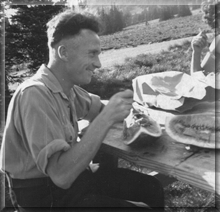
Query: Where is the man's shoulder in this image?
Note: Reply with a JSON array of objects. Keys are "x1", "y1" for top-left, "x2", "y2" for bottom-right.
[
  {"x1": 18, "y1": 64, "x2": 54, "y2": 93},
  {"x1": 13, "y1": 75, "x2": 49, "y2": 99},
  {"x1": 19, "y1": 77, "x2": 46, "y2": 93}
]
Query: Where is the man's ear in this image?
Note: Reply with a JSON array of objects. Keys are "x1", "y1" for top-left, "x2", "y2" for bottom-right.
[{"x1": 57, "y1": 45, "x2": 68, "y2": 61}]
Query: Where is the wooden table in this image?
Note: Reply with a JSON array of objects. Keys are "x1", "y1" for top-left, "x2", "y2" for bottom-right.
[{"x1": 99, "y1": 106, "x2": 219, "y2": 195}]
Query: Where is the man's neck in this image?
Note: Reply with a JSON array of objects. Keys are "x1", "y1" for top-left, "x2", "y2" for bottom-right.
[{"x1": 47, "y1": 63, "x2": 72, "y2": 98}]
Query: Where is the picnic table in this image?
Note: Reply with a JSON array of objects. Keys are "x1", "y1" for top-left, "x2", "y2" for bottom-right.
[{"x1": 87, "y1": 101, "x2": 219, "y2": 195}]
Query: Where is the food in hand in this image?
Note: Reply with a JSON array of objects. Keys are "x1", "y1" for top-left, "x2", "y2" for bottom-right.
[
  {"x1": 123, "y1": 108, "x2": 162, "y2": 145},
  {"x1": 165, "y1": 114, "x2": 219, "y2": 149}
]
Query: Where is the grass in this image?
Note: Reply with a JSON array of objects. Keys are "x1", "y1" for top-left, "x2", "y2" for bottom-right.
[
  {"x1": 119, "y1": 159, "x2": 220, "y2": 211},
  {"x1": 100, "y1": 12, "x2": 211, "y2": 51}
]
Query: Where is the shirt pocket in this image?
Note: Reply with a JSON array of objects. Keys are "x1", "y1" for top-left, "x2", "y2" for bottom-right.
[{"x1": 63, "y1": 122, "x2": 77, "y2": 144}]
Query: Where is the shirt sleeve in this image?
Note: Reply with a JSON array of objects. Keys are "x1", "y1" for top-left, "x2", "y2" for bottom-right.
[
  {"x1": 14, "y1": 85, "x2": 71, "y2": 175},
  {"x1": 73, "y1": 86, "x2": 102, "y2": 121}
]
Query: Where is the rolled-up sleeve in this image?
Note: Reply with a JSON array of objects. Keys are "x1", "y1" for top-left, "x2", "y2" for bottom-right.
[
  {"x1": 74, "y1": 86, "x2": 102, "y2": 121},
  {"x1": 37, "y1": 139, "x2": 70, "y2": 175},
  {"x1": 14, "y1": 86, "x2": 71, "y2": 175}
]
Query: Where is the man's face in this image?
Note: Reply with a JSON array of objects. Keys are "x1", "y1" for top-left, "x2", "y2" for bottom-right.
[{"x1": 64, "y1": 29, "x2": 102, "y2": 85}]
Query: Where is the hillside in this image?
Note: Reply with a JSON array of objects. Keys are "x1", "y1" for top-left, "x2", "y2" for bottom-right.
[
  {"x1": 100, "y1": 11, "x2": 210, "y2": 51},
  {"x1": 99, "y1": 34, "x2": 214, "y2": 68}
]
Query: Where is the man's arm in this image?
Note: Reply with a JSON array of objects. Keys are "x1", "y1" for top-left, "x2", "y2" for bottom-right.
[{"x1": 47, "y1": 90, "x2": 133, "y2": 189}]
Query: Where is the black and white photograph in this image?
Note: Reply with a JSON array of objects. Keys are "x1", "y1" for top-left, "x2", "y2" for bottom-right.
[{"x1": 0, "y1": 0, "x2": 219, "y2": 211}]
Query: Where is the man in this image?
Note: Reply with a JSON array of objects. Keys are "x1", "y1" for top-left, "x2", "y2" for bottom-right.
[{"x1": 0, "y1": 10, "x2": 164, "y2": 211}]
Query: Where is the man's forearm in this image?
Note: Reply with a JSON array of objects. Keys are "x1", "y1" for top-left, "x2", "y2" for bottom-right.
[{"x1": 47, "y1": 112, "x2": 113, "y2": 189}]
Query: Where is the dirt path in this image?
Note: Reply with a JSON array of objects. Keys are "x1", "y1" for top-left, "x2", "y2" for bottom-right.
[{"x1": 99, "y1": 35, "x2": 195, "y2": 68}]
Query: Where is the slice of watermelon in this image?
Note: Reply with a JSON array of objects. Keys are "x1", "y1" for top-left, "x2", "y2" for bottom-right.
[
  {"x1": 123, "y1": 109, "x2": 162, "y2": 145},
  {"x1": 165, "y1": 114, "x2": 219, "y2": 149}
]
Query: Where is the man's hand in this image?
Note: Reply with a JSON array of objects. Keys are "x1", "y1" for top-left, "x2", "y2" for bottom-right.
[
  {"x1": 101, "y1": 89, "x2": 133, "y2": 124},
  {"x1": 47, "y1": 89, "x2": 133, "y2": 188},
  {"x1": 191, "y1": 30, "x2": 208, "y2": 53}
]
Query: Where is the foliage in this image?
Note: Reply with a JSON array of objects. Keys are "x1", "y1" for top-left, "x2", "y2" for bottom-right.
[
  {"x1": 159, "y1": 5, "x2": 175, "y2": 21},
  {"x1": 1, "y1": 0, "x2": 67, "y2": 4},
  {"x1": 5, "y1": 4, "x2": 66, "y2": 73},
  {"x1": 4, "y1": 4, "x2": 65, "y2": 115},
  {"x1": 97, "y1": 5, "x2": 125, "y2": 35},
  {"x1": 177, "y1": 4, "x2": 192, "y2": 17},
  {"x1": 123, "y1": 10, "x2": 132, "y2": 27},
  {"x1": 159, "y1": 4, "x2": 192, "y2": 21},
  {"x1": 148, "y1": 5, "x2": 161, "y2": 20},
  {"x1": 0, "y1": 3, "x2": 8, "y2": 121},
  {"x1": 164, "y1": 181, "x2": 219, "y2": 211}
]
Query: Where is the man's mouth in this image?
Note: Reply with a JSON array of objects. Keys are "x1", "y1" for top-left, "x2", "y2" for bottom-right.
[{"x1": 87, "y1": 69, "x2": 94, "y2": 74}]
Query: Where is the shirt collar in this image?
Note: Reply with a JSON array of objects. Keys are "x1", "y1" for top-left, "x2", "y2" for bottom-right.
[
  {"x1": 35, "y1": 64, "x2": 62, "y2": 93},
  {"x1": 35, "y1": 64, "x2": 75, "y2": 100}
]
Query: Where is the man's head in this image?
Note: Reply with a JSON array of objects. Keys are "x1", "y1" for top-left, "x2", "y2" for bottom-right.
[
  {"x1": 46, "y1": 10, "x2": 100, "y2": 48},
  {"x1": 46, "y1": 10, "x2": 102, "y2": 86}
]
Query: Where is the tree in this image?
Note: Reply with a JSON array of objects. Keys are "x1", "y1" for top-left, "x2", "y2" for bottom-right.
[
  {"x1": 113, "y1": 5, "x2": 125, "y2": 31},
  {"x1": 147, "y1": 5, "x2": 160, "y2": 21},
  {"x1": 4, "y1": 4, "x2": 65, "y2": 114},
  {"x1": 6, "y1": 5, "x2": 66, "y2": 73},
  {"x1": 123, "y1": 10, "x2": 132, "y2": 27},
  {"x1": 159, "y1": 5, "x2": 174, "y2": 21},
  {"x1": 98, "y1": 7, "x2": 112, "y2": 34},
  {"x1": 109, "y1": 5, "x2": 124, "y2": 33},
  {"x1": 177, "y1": 4, "x2": 192, "y2": 17},
  {"x1": 97, "y1": 5, "x2": 125, "y2": 35},
  {"x1": 169, "y1": 5, "x2": 179, "y2": 16},
  {"x1": 0, "y1": 3, "x2": 4, "y2": 123}
]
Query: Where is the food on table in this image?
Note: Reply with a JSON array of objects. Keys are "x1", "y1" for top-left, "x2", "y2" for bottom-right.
[
  {"x1": 165, "y1": 114, "x2": 219, "y2": 149},
  {"x1": 123, "y1": 108, "x2": 162, "y2": 145}
]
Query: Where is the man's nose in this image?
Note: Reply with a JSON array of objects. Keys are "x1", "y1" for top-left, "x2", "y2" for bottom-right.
[{"x1": 93, "y1": 56, "x2": 101, "y2": 69}]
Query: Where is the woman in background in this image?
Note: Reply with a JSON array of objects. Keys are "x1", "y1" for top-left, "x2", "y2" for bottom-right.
[{"x1": 191, "y1": 0, "x2": 220, "y2": 75}]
